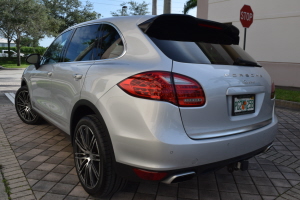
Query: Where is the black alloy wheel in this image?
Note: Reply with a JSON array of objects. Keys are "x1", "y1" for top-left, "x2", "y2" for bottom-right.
[
  {"x1": 73, "y1": 115, "x2": 126, "y2": 197},
  {"x1": 15, "y1": 86, "x2": 43, "y2": 124},
  {"x1": 74, "y1": 124, "x2": 101, "y2": 189}
]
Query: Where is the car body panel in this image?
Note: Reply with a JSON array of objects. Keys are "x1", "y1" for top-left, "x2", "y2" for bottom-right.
[
  {"x1": 81, "y1": 19, "x2": 173, "y2": 105},
  {"x1": 49, "y1": 61, "x2": 94, "y2": 131},
  {"x1": 97, "y1": 85, "x2": 277, "y2": 170},
  {"x1": 171, "y1": 61, "x2": 274, "y2": 139},
  {"x1": 27, "y1": 64, "x2": 53, "y2": 115}
]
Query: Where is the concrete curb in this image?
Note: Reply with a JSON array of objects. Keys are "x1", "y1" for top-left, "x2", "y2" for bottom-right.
[
  {"x1": 0, "y1": 124, "x2": 36, "y2": 200},
  {"x1": 276, "y1": 99, "x2": 300, "y2": 111}
]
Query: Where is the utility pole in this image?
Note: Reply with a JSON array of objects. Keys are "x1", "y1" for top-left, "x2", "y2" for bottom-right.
[
  {"x1": 163, "y1": 0, "x2": 171, "y2": 14},
  {"x1": 197, "y1": 0, "x2": 208, "y2": 19},
  {"x1": 152, "y1": 0, "x2": 157, "y2": 15}
]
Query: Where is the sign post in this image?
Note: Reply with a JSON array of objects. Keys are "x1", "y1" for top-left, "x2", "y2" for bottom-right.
[{"x1": 240, "y1": 5, "x2": 254, "y2": 50}]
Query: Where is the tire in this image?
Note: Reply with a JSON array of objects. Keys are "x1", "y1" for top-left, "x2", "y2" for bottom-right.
[
  {"x1": 15, "y1": 86, "x2": 44, "y2": 125},
  {"x1": 73, "y1": 115, "x2": 126, "y2": 197}
]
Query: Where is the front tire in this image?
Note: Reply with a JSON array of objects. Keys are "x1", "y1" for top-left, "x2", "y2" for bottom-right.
[
  {"x1": 15, "y1": 86, "x2": 43, "y2": 125},
  {"x1": 73, "y1": 115, "x2": 126, "y2": 197}
]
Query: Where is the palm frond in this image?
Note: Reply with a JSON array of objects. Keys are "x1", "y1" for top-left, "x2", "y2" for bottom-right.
[{"x1": 183, "y1": 0, "x2": 197, "y2": 14}]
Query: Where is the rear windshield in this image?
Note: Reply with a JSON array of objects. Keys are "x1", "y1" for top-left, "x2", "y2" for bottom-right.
[{"x1": 150, "y1": 37, "x2": 257, "y2": 65}]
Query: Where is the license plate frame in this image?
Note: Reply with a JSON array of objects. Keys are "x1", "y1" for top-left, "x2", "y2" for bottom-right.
[{"x1": 232, "y1": 94, "x2": 255, "y2": 116}]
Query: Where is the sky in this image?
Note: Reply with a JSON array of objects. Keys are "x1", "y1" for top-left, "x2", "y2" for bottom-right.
[{"x1": 39, "y1": 0, "x2": 197, "y2": 47}]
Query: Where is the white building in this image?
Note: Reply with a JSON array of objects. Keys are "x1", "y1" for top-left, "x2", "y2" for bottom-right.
[
  {"x1": 207, "y1": 0, "x2": 300, "y2": 87},
  {"x1": 0, "y1": 38, "x2": 16, "y2": 47}
]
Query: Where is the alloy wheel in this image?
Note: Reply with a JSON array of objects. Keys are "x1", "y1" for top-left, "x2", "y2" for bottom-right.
[
  {"x1": 16, "y1": 90, "x2": 37, "y2": 122},
  {"x1": 74, "y1": 125, "x2": 101, "y2": 189}
]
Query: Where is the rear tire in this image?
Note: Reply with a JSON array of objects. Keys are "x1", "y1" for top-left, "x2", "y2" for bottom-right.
[
  {"x1": 73, "y1": 115, "x2": 126, "y2": 197},
  {"x1": 15, "y1": 86, "x2": 44, "y2": 125}
]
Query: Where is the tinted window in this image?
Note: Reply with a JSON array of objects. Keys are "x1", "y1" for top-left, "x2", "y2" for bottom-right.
[
  {"x1": 64, "y1": 24, "x2": 101, "y2": 62},
  {"x1": 151, "y1": 37, "x2": 257, "y2": 65},
  {"x1": 41, "y1": 31, "x2": 72, "y2": 65},
  {"x1": 96, "y1": 24, "x2": 124, "y2": 60}
]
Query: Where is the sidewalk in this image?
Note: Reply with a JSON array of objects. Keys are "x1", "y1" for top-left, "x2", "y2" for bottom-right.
[{"x1": 1, "y1": 94, "x2": 300, "y2": 199}]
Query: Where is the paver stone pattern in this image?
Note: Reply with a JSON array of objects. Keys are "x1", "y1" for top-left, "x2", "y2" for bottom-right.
[{"x1": 1, "y1": 103, "x2": 300, "y2": 199}]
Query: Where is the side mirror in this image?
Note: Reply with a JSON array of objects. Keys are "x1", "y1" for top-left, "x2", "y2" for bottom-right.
[{"x1": 26, "y1": 54, "x2": 41, "y2": 69}]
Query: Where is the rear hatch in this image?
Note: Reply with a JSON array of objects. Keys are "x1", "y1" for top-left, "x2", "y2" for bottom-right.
[{"x1": 140, "y1": 14, "x2": 274, "y2": 139}]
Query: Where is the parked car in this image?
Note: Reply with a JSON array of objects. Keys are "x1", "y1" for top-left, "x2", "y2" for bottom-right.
[
  {"x1": 15, "y1": 14, "x2": 278, "y2": 197},
  {"x1": 0, "y1": 50, "x2": 25, "y2": 57}
]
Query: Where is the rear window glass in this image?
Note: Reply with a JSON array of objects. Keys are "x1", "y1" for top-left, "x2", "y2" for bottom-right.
[{"x1": 150, "y1": 37, "x2": 257, "y2": 65}]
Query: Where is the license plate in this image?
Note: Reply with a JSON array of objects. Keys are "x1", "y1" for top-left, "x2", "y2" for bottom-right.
[{"x1": 232, "y1": 94, "x2": 255, "y2": 116}]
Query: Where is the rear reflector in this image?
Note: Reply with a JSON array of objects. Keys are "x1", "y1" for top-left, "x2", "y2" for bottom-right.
[
  {"x1": 133, "y1": 168, "x2": 167, "y2": 181},
  {"x1": 118, "y1": 71, "x2": 206, "y2": 107},
  {"x1": 271, "y1": 81, "x2": 275, "y2": 99}
]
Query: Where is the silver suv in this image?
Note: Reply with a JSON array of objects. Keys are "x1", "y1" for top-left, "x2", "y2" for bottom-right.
[{"x1": 16, "y1": 14, "x2": 278, "y2": 197}]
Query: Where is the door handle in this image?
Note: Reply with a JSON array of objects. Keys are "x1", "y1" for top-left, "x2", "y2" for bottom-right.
[
  {"x1": 73, "y1": 74, "x2": 83, "y2": 79},
  {"x1": 47, "y1": 72, "x2": 53, "y2": 76}
]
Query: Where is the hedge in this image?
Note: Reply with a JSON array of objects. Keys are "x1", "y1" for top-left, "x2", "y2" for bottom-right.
[
  {"x1": 0, "y1": 57, "x2": 27, "y2": 64},
  {"x1": 0, "y1": 46, "x2": 47, "y2": 55}
]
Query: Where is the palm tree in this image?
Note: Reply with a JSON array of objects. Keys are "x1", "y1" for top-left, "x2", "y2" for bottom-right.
[{"x1": 183, "y1": 0, "x2": 197, "y2": 14}]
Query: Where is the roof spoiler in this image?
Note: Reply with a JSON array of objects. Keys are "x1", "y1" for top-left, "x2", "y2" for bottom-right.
[{"x1": 138, "y1": 14, "x2": 239, "y2": 45}]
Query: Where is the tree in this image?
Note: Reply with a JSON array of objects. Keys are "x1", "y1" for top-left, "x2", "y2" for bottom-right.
[
  {"x1": 40, "y1": 0, "x2": 100, "y2": 36},
  {"x1": 183, "y1": 0, "x2": 197, "y2": 14},
  {"x1": 0, "y1": 21, "x2": 15, "y2": 57},
  {"x1": 111, "y1": 1, "x2": 149, "y2": 16},
  {"x1": 20, "y1": 36, "x2": 40, "y2": 47},
  {"x1": 0, "y1": 0, "x2": 53, "y2": 66}
]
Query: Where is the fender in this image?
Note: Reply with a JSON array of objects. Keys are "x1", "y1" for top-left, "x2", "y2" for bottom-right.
[{"x1": 70, "y1": 99, "x2": 103, "y2": 137}]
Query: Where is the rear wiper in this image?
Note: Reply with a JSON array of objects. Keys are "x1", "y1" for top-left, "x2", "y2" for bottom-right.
[{"x1": 233, "y1": 58, "x2": 262, "y2": 67}]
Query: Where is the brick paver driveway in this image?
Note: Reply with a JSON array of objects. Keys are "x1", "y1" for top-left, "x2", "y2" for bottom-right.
[{"x1": 1, "y1": 102, "x2": 300, "y2": 199}]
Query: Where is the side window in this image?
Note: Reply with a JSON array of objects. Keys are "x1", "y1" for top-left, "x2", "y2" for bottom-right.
[
  {"x1": 41, "y1": 31, "x2": 72, "y2": 65},
  {"x1": 64, "y1": 24, "x2": 101, "y2": 62},
  {"x1": 97, "y1": 24, "x2": 124, "y2": 60}
]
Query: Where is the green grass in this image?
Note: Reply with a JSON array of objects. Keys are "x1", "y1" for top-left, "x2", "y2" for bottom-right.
[
  {"x1": 0, "y1": 165, "x2": 11, "y2": 199},
  {"x1": 0, "y1": 57, "x2": 28, "y2": 68},
  {"x1": 1, "y1": 63, "x2": 29, "y2": 68},
  {"x1": 276, "y1": 88, "x2": 300, "y2": 102}
]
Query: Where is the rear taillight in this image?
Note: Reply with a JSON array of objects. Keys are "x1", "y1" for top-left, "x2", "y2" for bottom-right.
[
  {"x1": 133, "y1": 168, "x2": 167, "y2": 181},
  {"x1": 118, "y1": 71, "x2": 206, "y2": 107},
  {"x1": 271, "y1": 81, "x2": 275, "y2": 99}
]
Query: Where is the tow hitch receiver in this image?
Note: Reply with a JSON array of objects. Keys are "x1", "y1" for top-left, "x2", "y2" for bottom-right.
[{"x1": 227, "y1": 160, "x2": 249, "y2": 173}]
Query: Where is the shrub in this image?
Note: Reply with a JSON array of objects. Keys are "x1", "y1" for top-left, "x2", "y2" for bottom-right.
[{"x1": 0, "y1": 46, "x2": 47, "y2": 55}]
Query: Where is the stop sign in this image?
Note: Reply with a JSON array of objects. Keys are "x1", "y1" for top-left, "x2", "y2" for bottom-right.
[{"x1": 240, "y1": 5, "x2": 253, "y2": 28}]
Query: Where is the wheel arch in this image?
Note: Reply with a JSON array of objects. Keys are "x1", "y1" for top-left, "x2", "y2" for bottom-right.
[
  {"x1": 21, "y1": 78, "x2": 27, "y2": 87},
  {"x1": 70, "y1": 99, "x2": 110, "y2": 146}
]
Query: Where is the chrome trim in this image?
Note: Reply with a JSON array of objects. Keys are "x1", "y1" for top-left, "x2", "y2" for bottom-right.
[
  {"x1": 191, "y1": 118, "x2": 273, "y2": 139},
  {"x1": 263, "y1": 144, "x2": 273, "y2": 153},
  {"x1": 162, "y1": 172, "x2": 195, "y2": 184}
]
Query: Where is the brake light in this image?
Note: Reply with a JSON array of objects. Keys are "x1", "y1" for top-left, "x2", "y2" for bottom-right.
[
  {"x1": 271, "y1": 81, "x2": 275, "y2": 99},
  {"x1": 198, "y1": 23, "x2": 222, "y2": 30},
  {"x1": 118, "y1": 71, "x2": 206, "y2": 107},
  {"x1": 173, "y1": 73, "x2": 205, "y2": 106},
  {"x1": 133, "y1": 168, "x2": 167, "y2": 181}
]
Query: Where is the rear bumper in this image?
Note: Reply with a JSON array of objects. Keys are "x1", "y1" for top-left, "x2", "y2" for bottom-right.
[
  {"x1": 114, "y1": 142, "x2": 272, "y2": 182},
  {"x1": 115, "y1": 115, "x2": 277, "y2": 172}
]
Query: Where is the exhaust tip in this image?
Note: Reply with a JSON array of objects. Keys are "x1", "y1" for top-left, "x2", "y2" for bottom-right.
[
  {"x1": 162, "y1": 172, "x2": 195, "y2": 184},
  {"x1": 263, "y1": 144, "x2": 273, "y2": 153}
]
